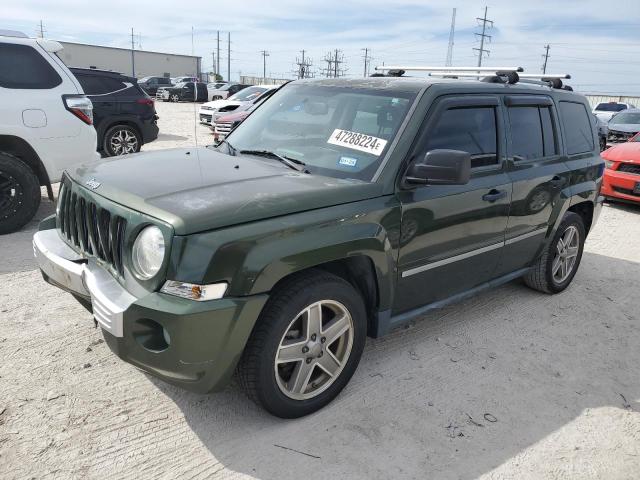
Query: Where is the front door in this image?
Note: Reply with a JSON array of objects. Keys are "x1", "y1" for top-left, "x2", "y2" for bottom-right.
[{"x1": 394, "y1": 95, "x2": 512, "y2": 314}]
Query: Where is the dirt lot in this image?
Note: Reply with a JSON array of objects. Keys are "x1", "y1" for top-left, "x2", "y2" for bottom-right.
[{"x1": 1, "y1": 102, "x2": 639, "y2": 479}]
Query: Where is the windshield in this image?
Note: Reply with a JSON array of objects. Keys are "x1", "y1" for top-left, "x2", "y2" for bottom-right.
[
  {"x1": 610, "y1": 112, "x2": 640, "y2": 125},
  {"x1": 596, "y1": 103, "x2": 627, "y2": 112},
  {"x1": 223, "y1": 83, "x2": 416, "y2": 181},
  {"x1": 174, "y1": 82, "x2": 186, "y2": 88},
  {"x1": 229, "y1": 86, "x2": 268, "y2": 102}
]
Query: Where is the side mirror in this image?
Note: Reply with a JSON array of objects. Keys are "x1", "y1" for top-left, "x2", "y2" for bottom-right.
[{"x1": 405, "y1": 149, "x2": 471, "y2": 186}]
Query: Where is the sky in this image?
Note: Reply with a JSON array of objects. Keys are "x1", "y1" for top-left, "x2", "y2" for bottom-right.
[{"x1": 4, "y1": 0, "x2": 640, "y2": 94}]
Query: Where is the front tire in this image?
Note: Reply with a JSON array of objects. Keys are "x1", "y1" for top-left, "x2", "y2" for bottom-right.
[
  {"x1": 238, "y1": 270, "x2": 367, "y2": 418},
  {"x1": 103, "y1": 125, "x2": 141, "y2": 157},
  {"x1": 524, "y1": 212, "x2": 585, "y2": 293},
  {"x1": 0, "y1": 152, "x2": 41, "y2": 234},
  {"x1": 170, "y1": 94, "x2": 180, "y2": 102}
]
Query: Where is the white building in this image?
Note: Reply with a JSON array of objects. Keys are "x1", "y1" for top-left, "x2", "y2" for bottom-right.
[{"x1": 57, "y1": 41, "x2": 201, "y2": 79}]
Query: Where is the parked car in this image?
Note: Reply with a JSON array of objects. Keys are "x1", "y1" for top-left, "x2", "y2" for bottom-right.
[
  {"x1": 601, "y1": 133, "x2": 640, "y2": 204},
  {"x1": 0, "y1": 30, "x2": 99, "y2": 234},
  {"x1": 199, "y1": 85, "x2": 277, "y2": 125},
  {"x1": 593, "y1": 101, "x2": 634, "y2": 122},
  {"x1": 34, "y1": 72, "x2": 603, "y2": 418},
  {"x1": 606, "y1": 108, "x2": 640, "y2": 144},
  {"x1": 159, "y1": 81, "x2": 208, "y2": 102},
  {"x1": 137, "y1": 76, "x2": 172, "y2": 96},
  {"x1": 211, "y1": 88, "x2": 279, "y2": 142},
  {"x1": 207, "y1": 82, "x2": 251, "y2": 101},
  {"x1": 70, "y1": 68, "x2": 159, "y2": 156},
  {"x1": 207, "y1": 81, "x2": 227, "y2": 91},
  {"x1": 171, "y1": 76, "x2": 198, "y2": 84}
]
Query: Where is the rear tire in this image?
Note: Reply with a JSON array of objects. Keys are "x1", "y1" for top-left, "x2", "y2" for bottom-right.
[
  {"x1": 103, "y1": 125, "x2": 141, "y2": 157},
  {"x1": 0, "y1": 152, "x2": 41, "y2": 234},
  {"x1": 524, "y1": 212, "x2": 585, "y2": 294},
  {"x1": 237, "y1": 270, "x2": 367, "y2": 418}
]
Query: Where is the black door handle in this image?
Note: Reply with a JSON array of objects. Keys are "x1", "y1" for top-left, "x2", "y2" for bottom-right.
[
  {"x1": 482, "y1": 189, "x2": 508, "y2": 203},
  {"x1": 550, "y1": 175, "x2": 565, "y2": 187}
]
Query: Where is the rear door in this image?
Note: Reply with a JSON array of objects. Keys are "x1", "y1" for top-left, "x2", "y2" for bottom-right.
[
  {"x1": 496, "y1": 95, "x2": 571, "y2": 275},
  {"x1": 394, "y1": 95, "x2": 512, "y2": 314}
]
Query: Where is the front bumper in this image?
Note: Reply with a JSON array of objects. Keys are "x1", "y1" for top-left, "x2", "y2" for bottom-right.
[
  {"x1": 34, "y1": 228, "x2": 268, "y2": 393},
  {"x1": 602, "y1": 169, "x2": 640, "y2": 204},
  {"x1": 199, "y1": 112, "x2": 213, "y2": 124}
]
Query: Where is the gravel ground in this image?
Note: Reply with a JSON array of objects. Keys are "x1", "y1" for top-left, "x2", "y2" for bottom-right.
[{"x1": 1, "y1": 102, "x2": 639, "y2": 479}]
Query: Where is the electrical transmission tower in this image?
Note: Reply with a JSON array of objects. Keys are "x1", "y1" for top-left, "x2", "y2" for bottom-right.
[
  {"x1": 542, "y1": 44, "x2": 551, "y2": 74},
  {"x1": 473, "y1": 6, "x2": 493, "y2": 67},
  {"x1": 295, "y1": 50, "x2": 314, "y2": 79},
  {"x1": 323, "y1": 49, "x2": 346, "y2": 78},
  {"x1": 260, "y1": 50, "x2": 270, "y2": 81},
  {"x1": 445, "y1": 8, "x2": 456, "y2": 67},
  {"x1": 362, "y1": 48, "x2": 371, "y2": 77}
]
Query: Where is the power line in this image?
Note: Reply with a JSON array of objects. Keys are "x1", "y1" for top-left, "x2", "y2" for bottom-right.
[
  {"x1": 446, "y1": 8, "x2": 456, "y2": 67},
  {"x1": 473, "y1": 6, "x2": 493, "y2": 67},
  {"x1": 542, "y1": 44, "x2": 550, "y2": 74}
]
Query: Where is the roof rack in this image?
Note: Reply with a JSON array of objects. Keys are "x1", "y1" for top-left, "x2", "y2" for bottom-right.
[{"x1": 372, "y1": 65, "x2": 572, "y2": 90}]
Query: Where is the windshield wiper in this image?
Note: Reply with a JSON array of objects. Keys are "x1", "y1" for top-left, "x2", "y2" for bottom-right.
[{"x1": 239, "y1": 149, "x2": 308, "y2": 173}]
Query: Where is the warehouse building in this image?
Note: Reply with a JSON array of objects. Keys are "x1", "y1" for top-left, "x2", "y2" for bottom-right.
[{"x1": 57, "y1": 41, "x2": 201, "y2": 79}]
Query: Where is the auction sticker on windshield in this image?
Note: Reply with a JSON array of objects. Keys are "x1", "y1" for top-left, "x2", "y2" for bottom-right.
[{"x1": 328, "y1": 129, "x2": 388, "y2": 156}]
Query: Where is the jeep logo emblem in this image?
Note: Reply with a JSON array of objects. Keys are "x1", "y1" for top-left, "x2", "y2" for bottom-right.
[{"x1": 85, "y1": 178, "x2": 101, "y2": 189}]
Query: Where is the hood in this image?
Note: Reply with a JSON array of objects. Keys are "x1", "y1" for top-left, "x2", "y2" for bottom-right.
[
  {"x1": 607, "y1": 123, "x2": 640, "y2": 134},
  {"x1": 202, "y1": 99, "x2": 240, "y2": 110},
  {"x1": 602, "y1": 141, "x2": 640, "y2": 163},
  {"x1": 69, "y1": 147, "x2": 382, "y2": 235}
]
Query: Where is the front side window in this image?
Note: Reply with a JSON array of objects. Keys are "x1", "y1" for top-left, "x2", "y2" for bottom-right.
[
  {"x1": 0, "y1": 43, "x2": 62, "y2": 89},
  {"x1": 559, "y1": 101, "x2": 595, "y2": 155},
  {"x1": 425, "y1": 106, "x2": 498, "y2": 168},
  {"x1": 223, "y1": 84, "x2": 417, "y2": 181}
]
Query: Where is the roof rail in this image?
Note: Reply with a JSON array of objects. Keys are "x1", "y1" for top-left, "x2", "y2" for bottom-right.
[{"x1": 375, "y1": 65, "x2": 524, "y2": 73}]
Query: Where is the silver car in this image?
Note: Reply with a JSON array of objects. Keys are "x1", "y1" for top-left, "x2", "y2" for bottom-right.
[{"x1": 607, "y1": 108, "x2": 640, "y2": 144}]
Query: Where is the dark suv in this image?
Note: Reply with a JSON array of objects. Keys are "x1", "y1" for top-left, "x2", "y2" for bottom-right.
[
  {"x1": 34, "y1": 71, "x2": 603, "y2": 418},
  {"x1": 137, "y1": 76, "x2": 173, "y2": 96},
  {"x1": 71, "y1": 68, "x2": 159, "y2": 156}
]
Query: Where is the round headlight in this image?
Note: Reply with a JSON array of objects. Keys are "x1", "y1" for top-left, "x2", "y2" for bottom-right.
[{"x1": 132, "y1": 226, "x2": 165, "y2": 279}]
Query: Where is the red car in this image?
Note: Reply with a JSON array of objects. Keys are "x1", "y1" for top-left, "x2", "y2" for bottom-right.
[
  {"x1": 212, "y1": 109, "x2": 249, "y2": 143},
  {"x1": 601, "y1": 133, "x2": 640, "y2": 204}
]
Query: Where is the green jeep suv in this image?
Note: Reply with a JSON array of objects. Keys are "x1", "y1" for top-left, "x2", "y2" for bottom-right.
[{"x1": 34, "y1": 73, "x2": 604, "y2": 418}]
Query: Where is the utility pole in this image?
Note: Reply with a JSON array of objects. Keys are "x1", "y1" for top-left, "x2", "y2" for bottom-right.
[
  {"x1": 38, "y1": 20, "x2": 45, "y2": 38},
  {"x1": 130, "y1": 28, "x2": 136, "y2": 78},
  {"x1": 445, "y1": 8, "x2": 456, "y2": 67},
  {"x1": 216, "y1": 31, "x2": 220, "y2": 79},
  {"x1": 191, "y1": 26, "x2": 194, "y2": 56},
  {"x1": 212, "y1": 51, "x2": 216, "y2": 78},
  {"x1": 473, "y1": 6, "x2": 493, "y2": 68},
  {"x1": 542, "y1": 44, "x2": 550, "y2": 74},
  {"x1": 294, "y1": 50, "x2": 313, "y2": 79},
  {"x1": 334, "y1": 48, "x2": 339, "y2": 78},
  {"x1": 227, "y1": 32, "x2": 231, "y2": 82},
  {"x1": 362, "y1": 48, "x2": 370, "y2": 77},
  {"x1": 260, "y1": 50, "x2": 270, "y2": 82}
]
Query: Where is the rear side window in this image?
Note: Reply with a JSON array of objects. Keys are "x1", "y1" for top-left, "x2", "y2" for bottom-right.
[
  {"x1": 425, "y1": 106, "x2": 498, "y2": 168},
  {"x1": 508, "y1": 106, "x2": 557, "y2": 160},
  {"x1": 0, "y1": 43, "x2": 62, "y2": 89},
  {"x1": 559, "y1": 101, "x2": 594, "y2": 155},
  {"x1": 75, "y1": 74, "x2": 126, "y2": 95}
]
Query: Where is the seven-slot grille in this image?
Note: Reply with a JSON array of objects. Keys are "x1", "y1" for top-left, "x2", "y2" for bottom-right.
[
  {"x1": 57, "y1": 182, "x2": 127, "y2": 275},
  {"x1": 618, "y1": 163, "x2": 640, "y2": 175}
]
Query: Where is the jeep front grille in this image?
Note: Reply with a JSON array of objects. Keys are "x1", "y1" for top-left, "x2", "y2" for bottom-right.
[{"x1": 57, "y1": 182, "x2": 127, "y2": 275}]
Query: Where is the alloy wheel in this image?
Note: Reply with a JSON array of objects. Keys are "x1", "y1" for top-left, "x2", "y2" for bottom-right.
[
  {"x1": 274, "y1": 300, "x2": 354, "y2": 400},
  {"x1": 0, "y1": 171, "x2": 23, "y2": 219},
  {"x1": 109, "y1": 129, "x2": 139, "y2": 155},
  {"x1": 552, "y1": 225, "x2": 580, "y2": 284}
]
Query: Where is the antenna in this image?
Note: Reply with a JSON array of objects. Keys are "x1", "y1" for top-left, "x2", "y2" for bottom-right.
[{"x1": 445, "y1": 8, "x2": 456, "y2": 67}]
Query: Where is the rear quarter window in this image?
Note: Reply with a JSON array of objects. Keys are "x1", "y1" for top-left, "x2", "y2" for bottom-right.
[
  {"x1": 0, "y1": 43, "x2": 62, "y2": 89},
  {"x1": 559, "y1": 101, "x2": 594, "y2": 155}
]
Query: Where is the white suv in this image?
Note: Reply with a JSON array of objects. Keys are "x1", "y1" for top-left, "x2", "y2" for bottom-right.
[{"x1": 0, "y1": 30, "x2": 99, "y2": 234}]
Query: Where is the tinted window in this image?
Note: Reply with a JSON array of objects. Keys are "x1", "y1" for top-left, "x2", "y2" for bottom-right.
[
  {"x1": 595, "y1": 103, "x2": 627, "y2": 112},
  {"x1": 508, "y1": 106, "x2": 557, "y2": 160},
  {"x1": 609, "y1": 112, "x2": 640, "y2": 125},
  {"x1": 0, "y1": 43, "x2": 62, "y2": 89},
  {"x1": 540, "y1": 107, "x2": 557, "y2": 156},
  {"x1": 426, "y1": 107, "x2": 498, "y2": 168},
  {"x1": 559, "y1": 102, "x2": 594, "y2": 155},
  {"x1": 75, "y1": 75, "x2": 125, "y2": 95},
  {"x1": 159, "y1": 77, "x2": 170, "y2": 84}
]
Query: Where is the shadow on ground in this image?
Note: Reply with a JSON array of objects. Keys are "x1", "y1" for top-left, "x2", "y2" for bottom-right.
[{"x1": 151, "y1": 251, "x2": 640, "y2": 479}]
